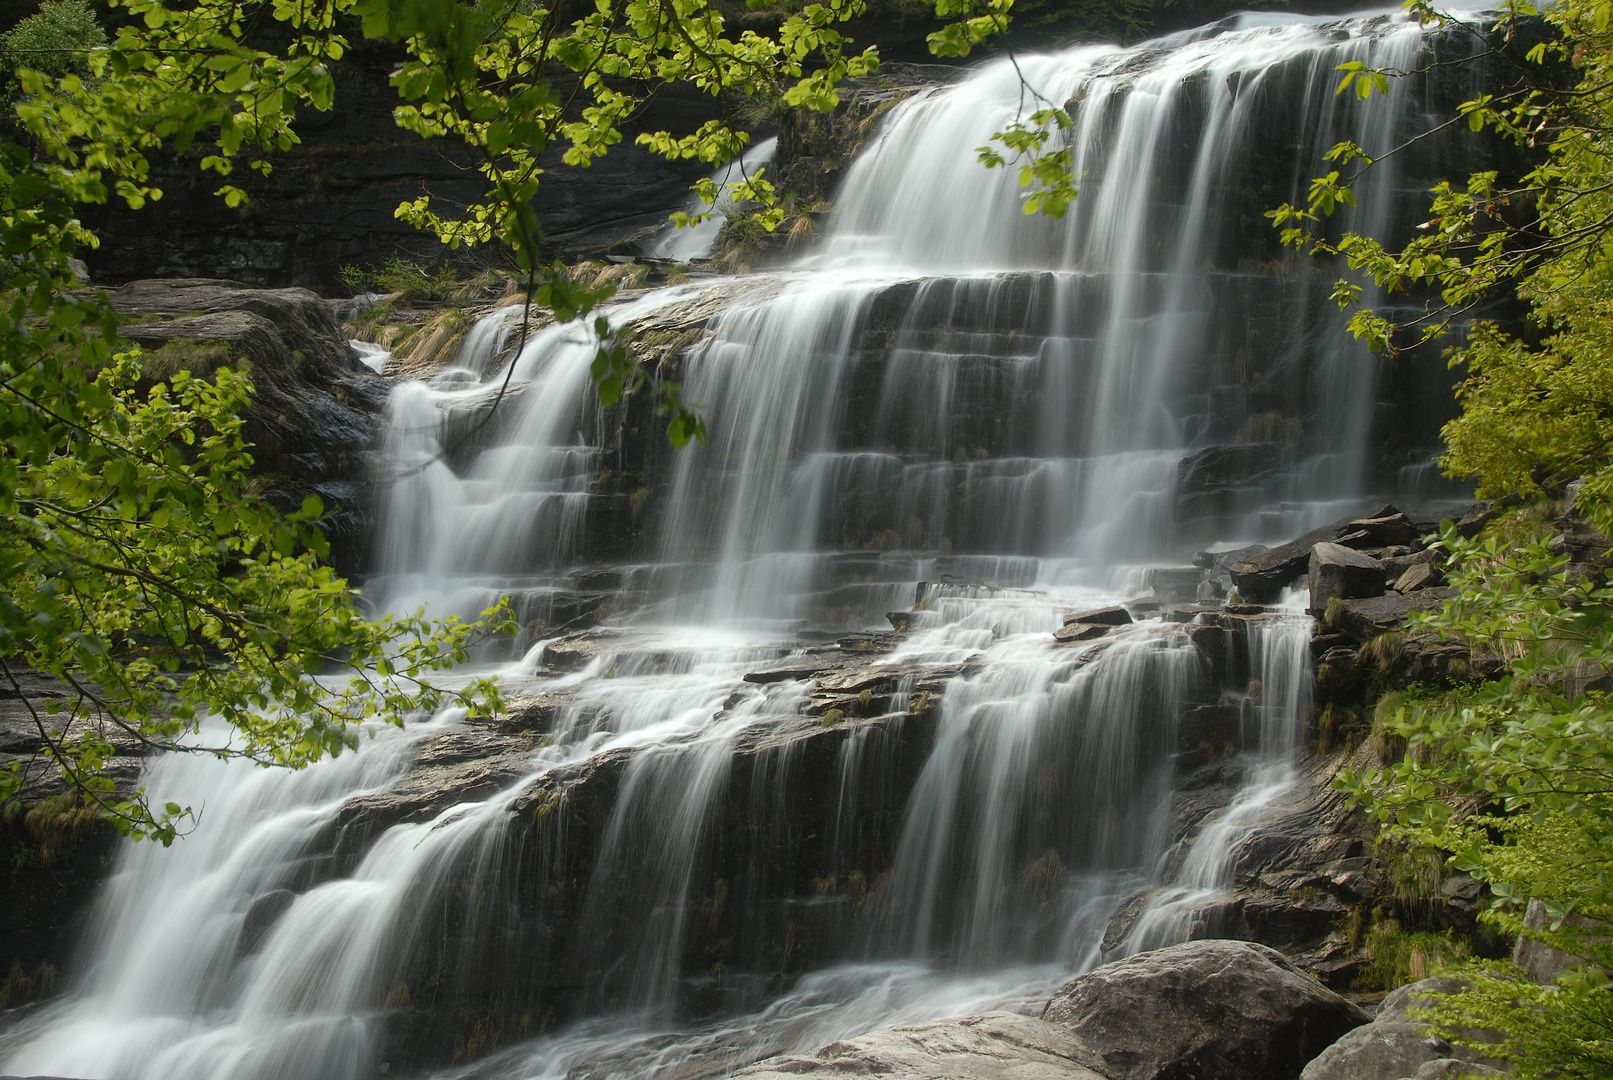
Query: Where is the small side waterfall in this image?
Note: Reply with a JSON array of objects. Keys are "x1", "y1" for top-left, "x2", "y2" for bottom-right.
[
  {"x1": 1122, "y1": 597, "x2": 1315, "y2": 952},
  {"x1": 4, "y1": 8, "x2": 1497, "y2": 1080}
]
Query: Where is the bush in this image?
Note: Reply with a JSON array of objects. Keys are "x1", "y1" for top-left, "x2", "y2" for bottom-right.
[
  {"x1": 338, "y1": 257, "x2": 461, "y2": 302},
  {"x1": 1, "y1": 1, "x2": 106, "y2": 82}
]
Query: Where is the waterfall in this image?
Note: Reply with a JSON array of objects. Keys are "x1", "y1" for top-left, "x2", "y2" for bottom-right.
[{"x1": 4, "y1": 7, "x2": 1497, "y2": 1080}]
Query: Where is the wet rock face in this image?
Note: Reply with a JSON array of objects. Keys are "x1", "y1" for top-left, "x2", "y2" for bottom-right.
[
  {"x1": 730, "y1": 1012, "x2": 1114, "y2": 1080},
  {"x1": 0, "y1": 671, "x2": 137, "y2": 1006},
  {"x1": 1041, "y1": 940, "x2": 1371, "y2": 1080}
]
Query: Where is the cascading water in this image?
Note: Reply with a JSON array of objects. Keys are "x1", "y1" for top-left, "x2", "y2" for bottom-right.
[{"x1": 4, "y1": 7, "x2": 1498, "y2": 1080}]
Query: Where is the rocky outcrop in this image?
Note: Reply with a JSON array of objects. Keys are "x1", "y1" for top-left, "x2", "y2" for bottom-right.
[
  {"x1": 731, "y1": 1012, "x2": 1113, "y2": 1080},
  {"x1": 106, "y1": 278, "x2": 388, "y2": 574},
  {"x1": 1041, "y1": 940, "x2": 1370, "y2": 1080},
  {"x1": 1229, "y1": 506, "x2": 1403, "y2": 600},
  {"x1": 80, "y1": 37, "x2": 722, "y2": 290}
]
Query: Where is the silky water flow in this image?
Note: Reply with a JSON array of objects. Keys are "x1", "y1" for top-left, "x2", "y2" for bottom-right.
[{"x1": 3, "y1": 7, "x2": 1494, "y2": 1080}]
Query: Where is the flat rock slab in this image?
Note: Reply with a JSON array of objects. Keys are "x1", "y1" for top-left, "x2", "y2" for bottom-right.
[
  {"x1": 1066, "y1": 605, "x2": 1133, "y2": 626},
  {"x1": 1041, "y1": 940, "x2": 1369, "y2": 1080},
  {"x1": 1336, "y1": 589, "x2": 1456, "y2": 642},
  {"x1": 1055, "y1": 622, "x2": 1112, "y2": 643},
  {"x1": 731, "y1": 1012, "x2": 1113, "y2": 1080}
]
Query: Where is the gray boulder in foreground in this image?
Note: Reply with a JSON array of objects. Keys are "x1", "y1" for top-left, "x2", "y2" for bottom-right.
[
  {"x1": 1296, "y1": 1022, "x2": 1460, "y2": 1080},
  {"x1": 1041, "y1": 940, "x2": 1370, "y2": 1080},
  {"x1": 1299, "y1": 978, "x2": 1508, "y2": 1080},
  {"x1": 1415, "y1": 1061, "x2": 1506, "y2": 1080},
  {"x1": 729, "y1": 1011, "x2": 1113, "y2": 1079}
]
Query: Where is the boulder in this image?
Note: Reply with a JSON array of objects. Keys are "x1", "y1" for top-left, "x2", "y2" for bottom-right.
[
  {"x1": 1300, "y1": 978, "x2": 1506, "y2": 1080},
  {"x1": 1309, "y1": 543, "x2": 1385, "y2": 612},
  {"x1": 1296, "y1": 1022, "x2": 1461, "y2": 1080},
  {"x1": 1040, "y1": 940, "x2": 1370, "y2": 1080},
  {"x1": 1512, "y1": 898, "x2": 1596, "y2": 984},
  {"x1": 1199, "y1": 545, "x2": 1269, "y2": 599},
  {"x1": 1414, "y1": 1061, "x2": 1506, "y2": 1080},
  {"x1": 1455, "y1": 505, "x2": 1496, "y2": 538},
  {"x1": 1346, "y1": 513, "x2": 1421, "y2": 548},
  {"x1": 1394, "y1": 562, "x2": 1441, "y2": 593},
  {"x1": 1149, "y1": 568, "x2": 1204, "y2": 600},
  {"x1": 729, "y1": 1012, "x2": 1113, "y2": 1080}
]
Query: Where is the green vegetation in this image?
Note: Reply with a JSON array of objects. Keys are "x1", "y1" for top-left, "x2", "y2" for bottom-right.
[
  {"x1": 0, "y1": 0, "x2": 1018, "y2": 838},
  {"x1": 1358, "y1": 918, "x2": 1473, "y2": 991},
  {"x1": 338, "y1": 256, "x2": 462, "y2": 302}
]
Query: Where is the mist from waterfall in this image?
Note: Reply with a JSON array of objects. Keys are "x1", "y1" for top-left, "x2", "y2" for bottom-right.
[{"x1": 2, "y1": 7, "x2": 1492, "y2": 1080}]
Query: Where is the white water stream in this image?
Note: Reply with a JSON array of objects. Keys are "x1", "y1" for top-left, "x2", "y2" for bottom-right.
[{"x1": 4, "y1": 7, "x2": 1491, "y2": 1080}]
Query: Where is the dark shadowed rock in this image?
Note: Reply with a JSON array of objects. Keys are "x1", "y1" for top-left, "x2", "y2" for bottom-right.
[
  {"x1": 1335, "y1": 589, "x2": 1456, "y2": 643},
  {"x1": 239, "y1": 889, "x2": 296, "y2": 956},
  {"x1": 1066, "y1": 606, "x2": 1133, "y2": 626},
  {"x1": 1308, "y1": 543, "x2": 1385, "y2": 612},
  {"x1": 1346, "y1": 513, "x2": 1421, "y2": 548},
  {"x1": 730, "y1": 1012, "x2": 1114, "y2": 1080},
  {"x1": 1230, "y1": 506, "x2": 1395, "y2": 600},
  {"x1": 1040, "y1": 940, "x2": 1370, "y2": 1080},
  {"x1": 107, "y1": 278, "x2": 389, "y2": 574},
  {"x1": 1455, "y1": 504, "x2": 1496, "y2": 538}
]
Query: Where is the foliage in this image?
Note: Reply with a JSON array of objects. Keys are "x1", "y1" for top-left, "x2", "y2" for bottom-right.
[
  {"x1": 1, "y1": 0, "x2": 106, "y2": 83},
  {"x1": 1262, "y1": 7, "x2": 1613, "y2": 1068},
  {"x1": 1359, "y1": 917, "x2": 1473, "y2": 990}
]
